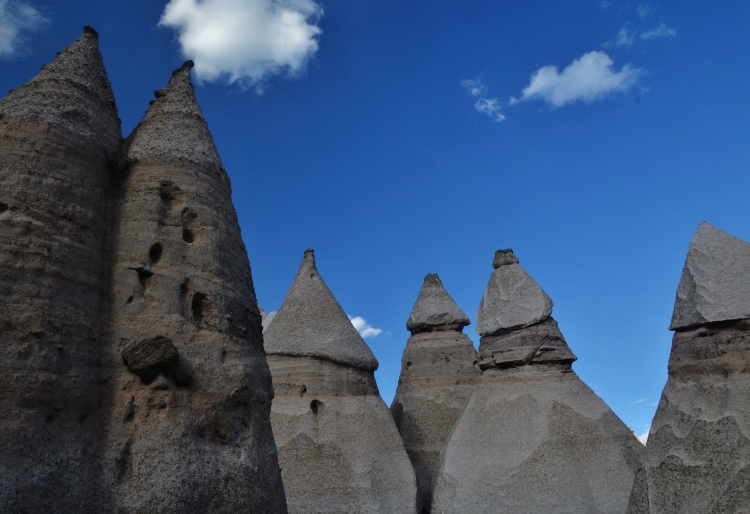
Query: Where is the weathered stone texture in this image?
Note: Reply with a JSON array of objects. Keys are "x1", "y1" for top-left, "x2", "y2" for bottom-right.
[{"x1": 406, "y1": 274, "x2": 470, "y2": 333}]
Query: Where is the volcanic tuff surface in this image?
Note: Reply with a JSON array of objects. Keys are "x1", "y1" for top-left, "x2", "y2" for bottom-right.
[
  {"x1": 391, "y1": 274, "x2": 477, "y2": 513},
  {"x1": 266, "y1": 250, "x2": 417, "y2": 513}
]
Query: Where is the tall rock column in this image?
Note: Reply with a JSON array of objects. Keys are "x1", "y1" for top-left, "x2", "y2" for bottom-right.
[
  {"x1": 627, "y1": 223, "x2": 750, "y2": 513},
  {"x1": 432, "y1": 249, "x2": 643, "y2": 514},
  {"x1": 0, "y1": 28, "x2": 121, "y2": 512},
  {"x1": 264, "y1": 250, "x2": 418, "y2": 513},
  {"x1": 390, "y1": 273, "x2": 477, "y2": 514},
  {"x1": 104, "y1": 62, "x2": 286, "y2": 512}
]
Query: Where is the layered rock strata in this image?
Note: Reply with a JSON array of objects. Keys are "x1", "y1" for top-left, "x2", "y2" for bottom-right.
[
  {"x1": 0, "y1": 28, "x2": 121, "y2": 512},
  {"x1": 391, "y1": 274, "x2": 477, "y2": 513},
  {"x1": 265, "y1": 250, "x2": 417, "y2": 513},
  {"x1": 433, "y1": 249, "x2": 643, "y2": 514},
  {"x1": 102, "y1": 62, "x2": 286, "y2": 512},
  {"x1": 627, "y1": 224, "x2": 750, "y2": 513}
]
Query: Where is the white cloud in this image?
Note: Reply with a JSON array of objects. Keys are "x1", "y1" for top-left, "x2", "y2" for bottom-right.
[
  {"x1": 461, "y1": 77, "x2": 506, "y2": 122},
  {"x1": 261, "y1": 310, "x2": 276, "y2": 332},
  {"x1": 0, "y1": 0, "x2": 48, "y2": 59},
  {"x1": 159, "y1": 0, "x2": 323, "y2": 91},
  {"x1": 638, "y1": 428, "x2": 650, "y2": 445},
  {"x1": 649, "y1": 401, "x2": 659, "y2": 407},
  {"x1": 630, "y1": 398, "x2": 647, "y2": 405},
  {"x1": 637, "y1": 4, "x2": 653, "y2": 18},
  {"x1": 599, "y1": 0, "x2": 613, "y2": 9},
  {"x1": 607, "y1": 25, "x2": 636, "y2": 48},
  {"x1": 509, "y1": 51, "x2": 643, "y2": 108},
  {"x1": 640, "y1": 23, "x2": 676, "y2": 41},
  {"x1": 348, "y1": 315, "x2": 383, "y2": 339}
]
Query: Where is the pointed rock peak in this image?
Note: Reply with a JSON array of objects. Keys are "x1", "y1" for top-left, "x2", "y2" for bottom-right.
[
  {"x1": 407, "y1": 273, "x2": 470, "y2": 334},
  {"x1": 476, "y1": 250, "x2": 553, "y2": 336},
  {"x1": 670, "y1": 222, "x2": 750, "y2": 330},
  {"x1": 0, "y1": 27, "x2": 121, "y2": 156},
  {"x1": 125, "y1": 60, "x2": 224, "y2": 173},
  {"x1": 264, "y1": 250, "x2": 379, "y2": 371}
]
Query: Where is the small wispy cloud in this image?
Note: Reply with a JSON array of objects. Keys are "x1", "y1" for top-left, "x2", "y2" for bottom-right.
[
  {"x1": 640, "y1": 23, "x2": 676, "y2": 41},
  {"x1": 599, "y1": 0, "x2": 613, "y2": 9},
  {"x1": 637, "y1": 3, "x2": 653, "y2": 18},
  {"x1": 159, "y1": 0, "x2": 323, "y2": 92},
  {"x1": 630, "y1": 398, "x2": 647, "y2": 405},
  {"x1": 461, "y1": 77, "x2": 506, "y2": 122},
  {"x1": 607, "y1": 25, "x2": 636, "y2": 48},
  {"x1": 348, "y1": 315, "x2": 383, "y2": 339},
  {"x1": 509, "y1": 51, "x2": 643, "y2": 108},
  {"x1": 649, "y1": 401, "x2": 659, "y2": 407},
  {"x1": 0, "y1": 0, "x2": 48, "y2": 59}
]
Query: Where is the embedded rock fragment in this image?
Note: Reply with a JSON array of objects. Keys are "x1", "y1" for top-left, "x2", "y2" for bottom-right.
[
  {"x1": 627, "y1": 224, "x2": 750, "y2": 513},
  {"x1": 266, "y1": 250, "x2": 417, "y2": 513},
  {"x1": 391, "y1": 274, "x2": 477, "y2": 513},
  {"x1": 433, "y1": 249, "x2": 643, "y2": 514},
  {"x1": 121, "y1": 336, "x2": 179, "y2": 381}
]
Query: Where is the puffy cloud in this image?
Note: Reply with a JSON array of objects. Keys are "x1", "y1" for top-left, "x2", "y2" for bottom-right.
[
  {"x1": 640, "y1": 23, "x2": 676, "y2": 41},
  {"x1": 0, "y1": 0, "x2": 48, "y2": 59},
  {"x1": 348, "y1": 315, "x2": 383, "y2": 339},
  {"x1": 510, "y1": 51, "x2": 643, "y2": 108},
  {"x1": 159, "y1": 0, "x2": 323, "y2": 91},
  {"x1": 461, "y1": 77, "x2": 506, "y2": 122}
]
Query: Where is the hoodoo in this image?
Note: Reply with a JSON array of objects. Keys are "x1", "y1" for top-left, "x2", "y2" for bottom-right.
[
  {"x1": 0, "y1": 28, "x2": 120, "y2": 511},
  {"x1": 265, "y1": 249, "x2": 417, "y2": 513},
  {"x1": 391, "y1": 274, "x2": 477, "y2": 513},
  {"x1": 432, "y1": 249, "x2": 643, "y2": 514},
  {"x1": 627, "y1": 223, "x2": 750, "y2": 513},
  {"x1": 103, "y1": 62, "x2": 286, "y2": 512}
]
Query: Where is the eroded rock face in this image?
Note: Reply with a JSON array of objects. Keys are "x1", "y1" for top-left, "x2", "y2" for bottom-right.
[
  {"x1": 0, "y1": 29, "x2": 120, "y2": 512},
  {"x1": 433, "y1": 250, "x2": 643, "y2": 514},
  {"x1": 391, "y1": 274, "x2": 477, "y2": 513},
  {"x1": 628, "y1": 225, "x2": 750, "y2": 514},
  {"x1": 266, "y1": 251, "x2": 417, "y2": 513},
  {"x1": 103, "y1": 63, "x2": 286, "y2": 512}
]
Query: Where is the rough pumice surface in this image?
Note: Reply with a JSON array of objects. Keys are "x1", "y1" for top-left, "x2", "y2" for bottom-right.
[
  {"x1": 669, "y1": 222, "x2": 750, "y2": 330},
  {"x1": 264, "y1": 249, "x2": 379, "y2": 371},
  {"x1": 476, "y1": 249, "x2": 553, "y2": 336},
  {"x1": 103, "y1": 64, "x2": 287, "y2": 512},
  {"x1": 0, "y1": 29, "x2": 120, "y2": 512},
  {"x1": 266, "y1": 251, "x2": 417, "y2": 513},
  {"x1": 627, "y1": 225, "x2": 750, "y2": 514},
  {"x1": 391, "y1": 274, "x2": 477, "y2": 513},
  {"x1": 433, "y1": 250, "x2": 643, "y2": 514}
]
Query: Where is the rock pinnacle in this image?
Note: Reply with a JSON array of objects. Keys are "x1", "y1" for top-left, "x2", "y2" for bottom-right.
[{"x1": 407, "y1": 273, "x2": 470, "y2": 333}]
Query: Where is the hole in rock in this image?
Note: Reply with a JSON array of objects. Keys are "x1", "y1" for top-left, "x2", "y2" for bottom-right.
[
  {"x1": 149, "y1": 243, "x2": 163, "y2": 264},
  {"x1": 406, "y1": 361, "x2": 412, "y2": 367},
  {"x1": 0, "y1": 202, "x2": 8, "y2": 213},
  {"x1": 299, "y1": 385, "x2": 307, "y2": 396},
  {"x1": 126, "y1": 296, "x2": 134, "y2": 304},
  {"x1": 192, "y1": 293, "x2": 208, "y2": 321},
  {"x1": 159, "y1": 181, "x2": 182, "y2": 202},
  {"x1": 182, "y1": 229, "x2": 194, "y2": 243},
  {"x1": 310, "y1": 399, "x2": 323, "y2": 415}
]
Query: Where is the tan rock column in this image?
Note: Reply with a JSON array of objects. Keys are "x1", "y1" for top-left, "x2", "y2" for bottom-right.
[
  {"x1": 433, "y1": 249, "x2": 643, "y2": 514},
  {"x1": 390, "y1": 274, "x2": 477, "y2": 513},
  {"x1": 104, "y1": 62, "x2": 286, "y2": 512},
  {"x1": 627, "y1": 223, "x2": 750, "y2": 513},
  {"x1": 0, "y1": 27, "x2": 121, "y2": 512},
  {"x1": 265, "y1": 250, "x2": 418, "y2": 513}
]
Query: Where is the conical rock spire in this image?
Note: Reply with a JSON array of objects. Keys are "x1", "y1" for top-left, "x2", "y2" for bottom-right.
[
  {"x1": 670, "y1": 222, "x2": 750, "y2": 330},
  {"x1": 476, "y1": 249, "x2": 553, "y2": 336},
  {"x1": 125, "y1": 61, "x2": 224, "y2": 173},
  {"x1": 407, "y1": 273, "x2": 470, "y2": 333},
  {"x1": 264, "y1": 250, "x2": 379, "y2": 371},
  {"x1": 0, "y1": 26, "x2": 120, "y2": 156}
]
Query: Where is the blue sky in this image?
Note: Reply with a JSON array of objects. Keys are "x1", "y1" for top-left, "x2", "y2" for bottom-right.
[{"x1": 2, "y1": 0, "x2": 749, "y2": 442}]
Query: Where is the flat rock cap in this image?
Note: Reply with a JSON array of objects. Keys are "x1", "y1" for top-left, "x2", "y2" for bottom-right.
[
  {"x1": 476, "y1": 249, "x2": 553, "y2": 336},
  {"x1": 670, "y1": 222, "x2": 750, "y2": 330},
  {"x1": 264, "y1": 250, "x2": 379, "y2": 371},
  {"x1": 406, "y1": 274, "x2": 470, "y2": 333}
]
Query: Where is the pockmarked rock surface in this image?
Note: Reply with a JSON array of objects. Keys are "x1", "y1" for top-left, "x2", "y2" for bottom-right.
[
  {"x1": 433, "y1": 249, "x2": 643, "y2": 514},
  {"x1": 391, "y1": 274, "x2": 477, "y2": 513},
  {"x1": 627, "y1": 225, "x2": 750, "y2": 514},
  {"x1": 103, "y1": 62, "x2": 286, "y2": 512},
  {"x1": 266, "y1": 250, "x2": 417, "y2": 513},
  {"x1": 0, "y1": 28, "x2": 120, "y2": 512}
]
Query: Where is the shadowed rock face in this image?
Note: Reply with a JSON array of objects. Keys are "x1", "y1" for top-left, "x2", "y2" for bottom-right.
[
  {"x1": 628, "y1": 225, "x2": 750, "y2": 514},
  {"x1": 266, "y1": 251, "x2": 417, "y2": 513},
  {"x1": 0, "y1": 29, "x2": 120, "y2": 512},
  {"x1": 103, "y1": 63, "x2": 286, "y2": 512},
  {"x1": 391, "y1": 274, "x2": 477, "y2": 513},
  {"x1": 433, "y1": 249, "x2": 643, "y2": 514}
]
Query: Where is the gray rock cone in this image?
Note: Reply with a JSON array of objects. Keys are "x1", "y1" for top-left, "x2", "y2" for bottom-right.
[
  {"x1": 103, "y1": 63, "x2": 286, "y2": 512},
  {"x1": 266, "y1": 250, "x2": 417, "y2": 513},
  {"x1": 0, "y1": 28, "x2": 120, "y2": 512},
  {"x1": 627, "y1": 224, "x2": 750, "y2": 513},
  {"x1": 391, "y1": 274, "x2": 477, "y2": 513},
  {"x1": 433, "y1": 249, "x2": 643, "y2": 514}
]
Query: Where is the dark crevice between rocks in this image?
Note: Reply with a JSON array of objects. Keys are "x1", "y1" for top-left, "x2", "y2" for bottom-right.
[
  {"x1": 129, "y1": 266, "x2": 153, "y2": 288},
  {"x1": 192, "y1": 292, "x2": 208, "y2": 322},
  {"x1": 149, "y1": 243, "x2": 162, "y2": 264},
  {"x1": 181, "y1": 207, "x2": 198, "y2": 244}
]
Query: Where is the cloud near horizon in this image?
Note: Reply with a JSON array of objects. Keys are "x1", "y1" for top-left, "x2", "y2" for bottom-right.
[
  {"x1": 159, "y1": 0, "x2": 323, "y2": 91},
  {"x1": 510, "y1": 51, "x2": 643, "y2": 108},
  {"x1": 0, "y1": 0, "x2": 48, "y2": 59},
  {"x1": 348, "y1": 315, "x2": 383, "y2": 339}
]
